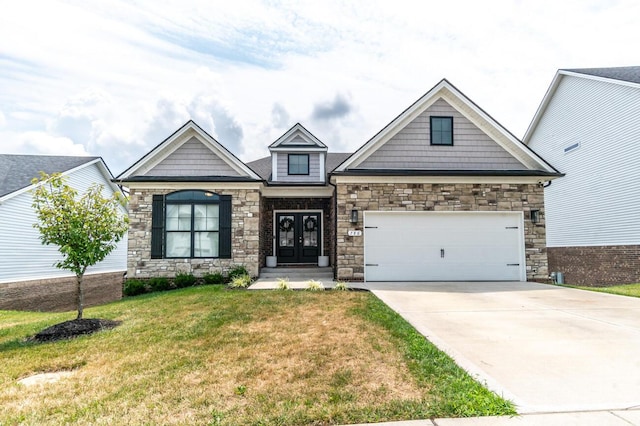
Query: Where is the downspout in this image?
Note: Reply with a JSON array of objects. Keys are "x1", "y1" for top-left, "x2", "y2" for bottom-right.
[{"x1": 328, "y1": 175, "x2": 338, "y2": 280}]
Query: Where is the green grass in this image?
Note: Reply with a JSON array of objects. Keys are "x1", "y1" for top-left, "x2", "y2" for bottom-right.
[
  {"x1": 571, "y1": 283, "x2": 640, "y2": 298},
  {"x1": 0, "y1": 286, "x2": 514, "y2": 425}
]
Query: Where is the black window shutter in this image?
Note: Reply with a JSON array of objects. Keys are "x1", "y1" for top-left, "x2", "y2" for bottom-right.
[
  {"x1": 151, "y1": 195, "x2": 164, "y2": 259},
  {"x1": 219, "y1": 195, "x2": 232, "y2": 259}
]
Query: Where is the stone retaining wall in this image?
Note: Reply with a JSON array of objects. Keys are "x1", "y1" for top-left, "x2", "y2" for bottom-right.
[
  {"x1": 0, "y1": 271, "x2": 124, "y2": 312},
  {"x1": 336, "y1": 182, "x2": 548, "y2": 281}
]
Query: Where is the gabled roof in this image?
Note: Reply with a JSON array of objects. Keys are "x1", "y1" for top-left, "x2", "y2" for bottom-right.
[
  {"x1": 269, "y1": 123, "x2": 327, "y2": 151},
  {"x1": 116, "y1": 120, "x2": 261, "y2": 181},
  {"x1": 0, "y1": 154, "x2": 117, "y2": 202},
  {"x1": 523, "y1": 67, "x2": 640, "y2": 144},
  {"x1": 335, "y1": 79, "x2": 558, "y2": 175}
]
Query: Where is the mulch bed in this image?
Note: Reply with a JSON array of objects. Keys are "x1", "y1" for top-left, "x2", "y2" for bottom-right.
[{"x1": 30, "y1": 319, "x2": 121, "y2": 343}]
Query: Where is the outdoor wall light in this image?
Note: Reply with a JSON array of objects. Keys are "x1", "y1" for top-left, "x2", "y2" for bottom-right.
[
  {"x1": 350, "y1": 209, "x2": 359, "y2": 224},
  {"x1": 530, "y1": 209, "x2": 540, "y2": 224}
]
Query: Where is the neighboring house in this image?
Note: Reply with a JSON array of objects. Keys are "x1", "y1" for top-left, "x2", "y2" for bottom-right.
[
  {"x1": 524, "y1": 66, "x2": 640, "y2": 285},
  {"x1": 0, "y1": 155, "x2": 128, "y2": 311},
  {"x1": 116, "y1": 79, "x2": 561, "y2": 283}
]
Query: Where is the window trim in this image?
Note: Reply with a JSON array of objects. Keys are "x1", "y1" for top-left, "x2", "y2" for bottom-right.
[
  {"x1": 430, "y1": 116, "x2": 454, "y2": 146},
  {"x1": 288, "y1": 153, "x2": 310, "y2": 175}
]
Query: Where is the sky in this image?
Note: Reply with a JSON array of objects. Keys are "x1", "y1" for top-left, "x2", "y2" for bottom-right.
[{"x1": 1, "y1": 0, "x2": 638, "y2": 176}]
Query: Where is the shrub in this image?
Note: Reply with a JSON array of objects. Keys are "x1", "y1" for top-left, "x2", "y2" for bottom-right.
[
  {"x1": 148, "y1": 277, "x2": 171, "y2": 292},
  {"x1": 334, "y1": 281, "x2": 349, "y2": 291},
  {"x1": 306, "y1": 280, "x2": 324, "y2": 291},
  {"x1": 228, "y1": 274, "x2": 252, "y2": 289},
  {"x1": 203, "y1": 271, "x2": 225, "y2": 285},
  {"x1": 174, "y1": 272, "x2": 196, "y2": 288},
  {"x1": 276, "y1": 278, "x2": 290, "y2": 290},
  {"x1": 227, "y1": 265, "x2": 249, "y2": 282},
  {"x1": 124, "y1": 279, "x2": 147, "y2": 296}
]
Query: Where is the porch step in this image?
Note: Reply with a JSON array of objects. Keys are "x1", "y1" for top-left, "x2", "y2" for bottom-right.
[{"x1": 259, "y1": 267, "x2": 333, "y2": 280}]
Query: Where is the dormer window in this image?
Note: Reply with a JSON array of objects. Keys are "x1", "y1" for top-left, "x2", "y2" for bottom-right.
[{"x1": 288, "y1": 154, "x2": 309, "y2": 175}]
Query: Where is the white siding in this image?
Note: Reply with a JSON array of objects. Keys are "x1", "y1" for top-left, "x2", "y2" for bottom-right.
[
  {"x1": 145, "y1": 137, "x2": 241, "y2": 177},
  {"x1": 528, "y1": 75, "x2": 640, "y2": 247},
  {"x1": 0, "y1": 164, "x2": 127, "y2": 283},
  {"x1": 358, "y1": 99, "x2": 526, "y2": 170}
]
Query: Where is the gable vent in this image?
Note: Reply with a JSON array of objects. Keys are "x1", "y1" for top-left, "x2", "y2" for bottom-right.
[{"x1": 563, "y1": 142, "x2": 580, "y2": 154}]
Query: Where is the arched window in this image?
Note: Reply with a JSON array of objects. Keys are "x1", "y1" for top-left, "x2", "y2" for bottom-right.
[{"x1": 150, "y1": 190, "x2": 232, "y2": 259}]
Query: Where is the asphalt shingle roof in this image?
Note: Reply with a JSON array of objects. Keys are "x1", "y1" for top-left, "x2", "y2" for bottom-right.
[
  {"x1": 564, "y1": 66, "x2": 640, "y2": 84},
  {"x1": 0, "y1": 154, "x2": 99, "y2": 198}
]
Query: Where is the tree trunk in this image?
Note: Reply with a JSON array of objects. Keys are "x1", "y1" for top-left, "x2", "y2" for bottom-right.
[{"x1": 76, "y1": 272, "x2": 84, "y2": 319}]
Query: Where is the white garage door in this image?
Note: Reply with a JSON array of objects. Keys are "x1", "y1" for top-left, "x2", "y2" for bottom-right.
[{"x1": 364, "y1": 211, "x2": 525, "y2": 282}]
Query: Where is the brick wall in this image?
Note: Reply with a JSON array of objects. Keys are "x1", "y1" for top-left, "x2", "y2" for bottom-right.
[
  {"x1": 0, "y1": 271, "x2": 124, "y2": 312},
  {"x1": 335, "y1": 182, "x2": 548, "y2": 281},
  {"x1": 548, "y1": 245, "x2": 640, "y2": 286},
  {"x1": 260, "y1": 197, "x2": 333, "y2": 267},
  {"x1": 128, "y1": 188, "x2": 261, "y2": 278}
]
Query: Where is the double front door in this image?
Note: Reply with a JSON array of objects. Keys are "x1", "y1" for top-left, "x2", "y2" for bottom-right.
[{"x1": 276, "y1": 213, "x2": 321, "y2": 263}]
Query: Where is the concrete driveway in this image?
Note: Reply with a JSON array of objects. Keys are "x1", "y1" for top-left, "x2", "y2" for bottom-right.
[{"x1": 367, "y1": 281, "x2": 640, "y2": 414}]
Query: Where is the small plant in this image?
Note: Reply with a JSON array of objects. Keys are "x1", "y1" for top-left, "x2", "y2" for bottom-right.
[
  {"x1": 203, "y1": 271, "x2": 225, "y2": 285},
  {"x1": 123, "y1": 279, "x2": 147, "y2": 296},
  {"x1": 174, "y1": 272, "x2": 196, "y2": 288},
  {"x1": 228, "y1": 274, "x2": 251, "y2": 289},
  {"x1": 276, "y1": 278, "x2": 290, "y2": 290},
  {"x1": 306, "y1": 280, "x2": 324, "y2": 291},
  {"x1": 227, "y1": 264, "x2": 249, "y2": 282},
  {"x1": 333, "y1": 281, "x2": 349, "y2": 291},
  {"x1": 234, "y1": 384, "x2": 247, "y2": 396},
  {"x1": 148, "y1": 277, "x2": 171, "y2": 292}
]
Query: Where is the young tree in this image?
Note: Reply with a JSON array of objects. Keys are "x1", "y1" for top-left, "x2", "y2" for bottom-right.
[{"x1": 31, "y1": 172, "x2": 128, "y2": 319}]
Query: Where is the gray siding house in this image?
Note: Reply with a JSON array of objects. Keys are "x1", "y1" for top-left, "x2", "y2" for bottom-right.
[{"x1": 116, "y1": 79, "x2": 561, "y2": 284}]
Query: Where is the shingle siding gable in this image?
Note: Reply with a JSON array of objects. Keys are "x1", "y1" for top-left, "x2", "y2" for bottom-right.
[
  {"x1": 356, "y1": 99, "x2": 527, "y2": 170},
  {"x1": 143, "y1": 137, "x2": 241, "y2": 177}
]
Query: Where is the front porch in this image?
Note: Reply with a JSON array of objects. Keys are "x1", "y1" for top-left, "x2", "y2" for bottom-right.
[{"x1": 259, "y1": 197, "x2": 335, "y2": 271}]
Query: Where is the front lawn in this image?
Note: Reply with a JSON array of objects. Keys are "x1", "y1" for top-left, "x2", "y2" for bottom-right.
[
  {"x1": 572, "y1": 283, "x2": 640, "y2": 298},
  {"x1": 0, "y1": 286, "x2": 514, "y2": 425}
]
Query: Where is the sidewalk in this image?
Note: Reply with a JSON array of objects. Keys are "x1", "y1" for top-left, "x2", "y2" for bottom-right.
[{"x1": 347, "y1": 409, "x2": 640, "y2": 425}]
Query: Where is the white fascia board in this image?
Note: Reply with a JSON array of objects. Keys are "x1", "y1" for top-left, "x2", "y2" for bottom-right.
[
  {"x1": 336, "y1": 81, "x2": 448, "y2": 171},
  {"x1": 269, "y1": 123, "x2": 327, "y2": 149},
  {"x1": 126, "y1": 181, "x2": 263, "y2": 191},
  {"x1": 269, "y1": 146, "x2": 327, "y2": 152},
  {"x1": 561, "y1": 70, "x2": 640, "y2": 90},
  {"x1": 331, "y1": 174, "x2": 555, "y2": 185},
  {"x1": 261, "y1": 185, "x2": 333, "y2": 198},
  {"x1": 118, "y1": 122, "x2": 260, "y2": 180},
  {"x1": 442, "y1": 90, "x2": 557, "y2": 173},
  {"x1": 522, "y1": 70, "x2": 563, "y2": 145}
]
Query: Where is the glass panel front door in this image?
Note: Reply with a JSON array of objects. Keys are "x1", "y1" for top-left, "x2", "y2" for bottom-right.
[{"x1": 276, "y1": 213, "x2": 320, "y2": 263}]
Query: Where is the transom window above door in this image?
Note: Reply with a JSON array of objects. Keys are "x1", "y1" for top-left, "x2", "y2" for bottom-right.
[{"x1": 288, "y1": 154, "x2": 309, "y2": 175}]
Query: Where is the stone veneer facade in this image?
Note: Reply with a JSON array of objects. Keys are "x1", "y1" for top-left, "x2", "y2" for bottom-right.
[
  {"x1": 127, "y1": 187, "x2": 261, "y2": 278},
  {"x1": 548, "y1": 245, "x2": 640, "y2": 286},
  {"x1": 335, "y1": 182, "x2": 548, "y2": 282}
]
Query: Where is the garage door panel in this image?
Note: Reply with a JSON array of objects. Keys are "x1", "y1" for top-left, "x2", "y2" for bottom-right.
[{"x1": 364, "y1": 212, "x2": 525, "y2": 282}]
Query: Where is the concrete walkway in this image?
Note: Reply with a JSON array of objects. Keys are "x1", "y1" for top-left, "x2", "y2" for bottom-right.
[{"x1": 250, "y1": 279, "x2": 640, "y2": 424}]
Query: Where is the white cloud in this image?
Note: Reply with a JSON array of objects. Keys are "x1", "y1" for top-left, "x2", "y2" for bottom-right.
[
  {"x1": 1, "y1": 0, "x2": 639, "y2": 173},
  {"x1": 6, "y1": 131, "x2": 90, "y2": 156}
]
